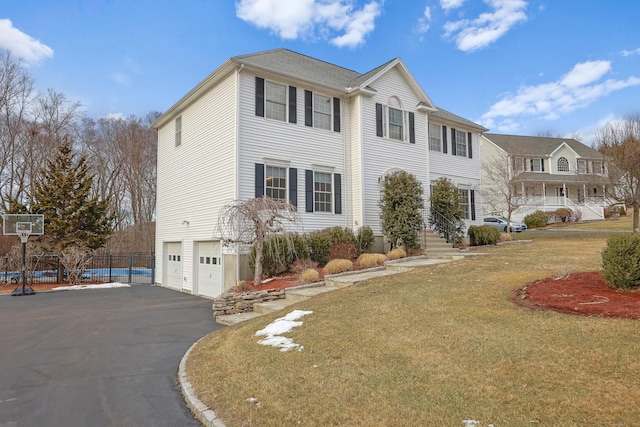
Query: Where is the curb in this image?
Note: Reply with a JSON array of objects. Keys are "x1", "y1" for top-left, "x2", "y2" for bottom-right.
[{"x1": 178, "y1": 337, "x2": 226, "y2": 427}]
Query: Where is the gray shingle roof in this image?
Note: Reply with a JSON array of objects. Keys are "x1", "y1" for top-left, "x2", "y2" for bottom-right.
[
  {"x1": 431, "y1": 107, "x2": 488, "y2": 132},
  {"x1": 484, "y1": 133, "x2": 603, "y2": 159}
]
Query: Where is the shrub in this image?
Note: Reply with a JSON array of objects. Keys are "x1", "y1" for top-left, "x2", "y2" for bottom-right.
[
  {"x1": 355, "y1": 226, "x2": 375, "y2": 254},
  {"x1": 249, "y1": 233, "x2": 308, "y2": 277},
  {"x1": 467, "y1": 225, "x2": 500, "y2": 246},
  {"x1": 307, "y1": 230, "x2": 332, "y2": 265},
  {"x1": 357, "y1": 253, "x2": 387, "y2": 269},
  {"x1": 329, "y1": 243, "x2": 357, "y2": 260},
  {"x1": 554, "y1": 207, "x2": 573, "y2": 222},
  {"x1": 601, "y1": 233, "x2": 640, "y2": 291},
  {"x1": 620, "y1": 206, "x2": 627, "y2": 216},
  {"x1": 325, "y1": 227, "x2": 356, "y2": 246},
  {"x1": 524, "y1": 210, "x2": 549, "y2": 229},
  {"x1": 289, "y1": 258, "x2": 319, "y2": 275},
  {"x1": 499, "y1": 232, "x2": 513, "y2": 243},
  {"x1": 386, "y1": 248, "x2": 406, "y2": 260},
  {"x1": 323, "y1": 259, "x2": 353, "y2": 275},
  {"x1": 300, "y1": 268, "x2": 320, "y2": 284}
]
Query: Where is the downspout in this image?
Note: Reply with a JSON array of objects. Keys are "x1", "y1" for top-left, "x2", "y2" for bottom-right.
[
  {"x1": 235, "y1": 63, "x2": 243, "y2": 284},
  {"x1": 342, "y1": 94, "x2": 349, "y2": 228}
]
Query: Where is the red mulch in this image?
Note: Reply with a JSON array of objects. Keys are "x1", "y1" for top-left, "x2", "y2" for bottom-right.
[{"x1": 512, "y1": 271, "x2": 640, "y2": 319}]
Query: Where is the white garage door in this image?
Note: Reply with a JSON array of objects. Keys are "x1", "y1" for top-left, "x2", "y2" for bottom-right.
[
  {"x1": 165, "y1": 242, "x2": 182, "y2": 289},
  {"x1": 196, "y1": 241, "x2": 222, "y2": 298}
]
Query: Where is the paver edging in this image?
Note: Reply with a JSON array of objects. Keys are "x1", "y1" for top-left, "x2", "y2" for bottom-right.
[{"x1": 179, "y1": 337, "x2": 226, "y2": 427}]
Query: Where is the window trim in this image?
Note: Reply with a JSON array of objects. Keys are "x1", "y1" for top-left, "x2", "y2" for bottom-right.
[
  {"x1": 375, "y1": 102, "x2": 415, "y2": 143},
  {"x1": 313, "y1": 171, "x2": 333, "y2": 213},
  {"x1": 265, "y1": 81, "x2": 287, "y2": 122},
  {"x1": 175, "y1": 116, "x2": 182, "y2": 147},
  {"x1": 428, "y1": 123, "x2": 442, "y2": 152}
]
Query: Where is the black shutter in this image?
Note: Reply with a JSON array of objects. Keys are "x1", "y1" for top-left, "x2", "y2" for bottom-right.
[
  {"x1": 442, "y1": 125, "x2": 448, "y2": 153},
  {"x1": 255, "y1": 77, "x2": 264, "y2": 117},
  {"x1": 470, "y1": 190, "x2": 476, "y2": 221},
  {"x1": 289, "y1": 168, "x2": 297, "y2": 207},
  {"x1": 289, "y1": 86, "x2": 297, "y2": 124},
  {"x1": 409, "y1": 112, "x2": 415, "y2": 144},
  {"x1": 305, "y1": 169, "x2": 313, "y2": 212},
  {"x1": 304, "y1": 90, "x2": 313, "y2": 127},
  {"x1": 334, "y1": 173, "x2": 342, "y2": 214},
  {"x1": 451, "y1": 128, "x2": 457, "y2": 156},
  {"x1": 376, "y1": 103, "x2": 383, "y2": 137},
  {"x1": 255, "y1": 163, "x2": 264, "y2": 198},
  {"x1": 333, "y1": 97, "x2": 341, "y2": 133},
  {"x1": 541, "y1": 159, "x2": 545, "y2": 172},
  {"x1": 467, "y1": 132, "x2": 473, "y2": 158}
]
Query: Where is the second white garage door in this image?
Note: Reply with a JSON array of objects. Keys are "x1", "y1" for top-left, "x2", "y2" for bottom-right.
[{"x1": 196, "y1": 241, "x2": 222, "y2": 298}]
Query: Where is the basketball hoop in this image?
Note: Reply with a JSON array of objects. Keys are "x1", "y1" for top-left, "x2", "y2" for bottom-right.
[{"x1": 17, "y1": 229, "x2": 31, "y2": 244}]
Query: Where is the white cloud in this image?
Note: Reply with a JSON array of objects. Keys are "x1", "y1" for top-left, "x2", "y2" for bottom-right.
[
  {"x1": 0, "y1": 19, "x2": 53, "y2": 65},
  {"x1": 622, "y1": 48, "x2": 640, "y2": 57},
  {"x1": 235, "y1": 0, "x2": 382, "y2": 48},
  {"x1": 443, "y1": 0, "x2": 528, "y2": 52},
  {"x1": 440, "y1": 0, "x2": 465, "y2": 12},
  {"x1": 417, "y1": 6, "x2": 431, "y2": 34},
  {"x1": 105, "y1": 112, "x2": 125, "y2": 120},
  {"x1": 480, "y1": 60, "x2": 640, "y2": 132}
]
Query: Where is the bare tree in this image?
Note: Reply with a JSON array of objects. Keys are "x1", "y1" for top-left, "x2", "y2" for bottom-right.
[
  {"x1": 217, "y1": 198, "x2": 300, "y2": 285},
  {"x1": 594, "y1": 114, "x2": 640, "y2": 233},
  {"x1": 60, "y1": 247, "x2": 92, "y2": 285},
  {"x1": 482, "y1": 150, "x2": 530, "y2": 232}
]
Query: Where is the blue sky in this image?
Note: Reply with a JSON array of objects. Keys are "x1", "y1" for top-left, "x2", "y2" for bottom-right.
[{"x1": 2, "y1": 0, "x2": 639, "y2": 145}]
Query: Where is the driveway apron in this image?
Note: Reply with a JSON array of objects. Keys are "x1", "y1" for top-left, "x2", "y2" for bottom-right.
[{"x1": 0, "y1": 285, "x2": 221, "y2": 427}]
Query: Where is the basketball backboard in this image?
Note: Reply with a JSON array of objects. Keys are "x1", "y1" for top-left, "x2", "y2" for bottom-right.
[{"x1": 2, "y1": 214, "x2": 44, "y2": 236}]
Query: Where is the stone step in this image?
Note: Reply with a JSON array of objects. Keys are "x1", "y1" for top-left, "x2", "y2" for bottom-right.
[
  {"x1": 285, "y1": 284, "x2": 339, "y2": 303},
  {"x1": 324, "y1": 269, "x2": 398, "y2": 288},
  {"x1": 253, "y1": 298, "x2": 298, "y2": 314},
  {"x1": 215, "y1": 311, "x2": 263, "y2": 326}
]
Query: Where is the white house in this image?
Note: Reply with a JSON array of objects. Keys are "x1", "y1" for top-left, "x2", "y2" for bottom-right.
[
  {"x1": 480, "y1": 133, "x2": 610, "y2": 221},
  {"x1": 152, "y1": 49, "x2": 486, "y2": 298}
]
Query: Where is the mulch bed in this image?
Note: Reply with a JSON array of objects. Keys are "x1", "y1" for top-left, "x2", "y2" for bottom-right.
[{"x1": 512, "y1": 271, "x2": 640, "y2": 319}]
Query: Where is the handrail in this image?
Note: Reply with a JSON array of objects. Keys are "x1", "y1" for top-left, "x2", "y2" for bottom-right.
[{"x1": 425, "y1": 207, "x2": 461, "y2": 248}]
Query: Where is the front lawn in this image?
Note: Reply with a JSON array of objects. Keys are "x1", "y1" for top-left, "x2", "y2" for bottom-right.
[{"x1": 187, "y1": 232, "x2": 640, "y2": 426}]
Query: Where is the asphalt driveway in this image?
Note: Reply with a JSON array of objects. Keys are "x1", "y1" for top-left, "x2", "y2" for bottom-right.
[{"x1": 0, "y1": 285, "x2": 222, "y2": 427}]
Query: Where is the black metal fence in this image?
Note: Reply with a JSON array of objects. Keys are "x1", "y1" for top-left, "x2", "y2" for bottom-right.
[{"x1": 0, "y1": 253, "x2": 155, "y2": 285}]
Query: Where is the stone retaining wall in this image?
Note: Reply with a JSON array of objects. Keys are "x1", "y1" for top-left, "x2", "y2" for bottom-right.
[{"x1": 213, "y1": 289, "x2": 285, "y2": 318}]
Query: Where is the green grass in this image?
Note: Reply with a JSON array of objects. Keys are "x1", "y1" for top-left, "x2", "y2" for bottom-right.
[
  {"x1": 548, "y1": 215, "x2": 633, "y2": 231},
  {"x1": 187, "y1": 232, "x2": 640, "y2": 426}
]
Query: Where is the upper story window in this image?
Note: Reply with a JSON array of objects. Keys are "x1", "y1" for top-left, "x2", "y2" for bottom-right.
[
  {"x1": 513, "y1": 157, "x2": 525, "y2": 171},
  {"x1": 578, "y1": 160, "x2": 587, "y2": 174},
  {"x1": 313, "y1": 94, "x2": 332, "y2": 130},
  {"x1": 593, "y1": 161, "x2": 605, "y2": 174},
  {"x1": 531, "y1": 158, "x2": 544, "y2": 172},
  {"x1": 265, "y1": 82, "x2": 286, "y2": 121},
  {"x1": 175, "y1": 116, "x2": 182, "y2": 147},
  {"x1": 557, "y1": 157, "x2": 569, "y2": 172},
  {"x1": 454, "y1": 130, "x2": 467, "y2": 157},
  {"x1": 428, "y1": 123, "x2": 442, "y2": 152},
  {"x1": 375, "y1": 97, "x2": 415, "y2": 144}
]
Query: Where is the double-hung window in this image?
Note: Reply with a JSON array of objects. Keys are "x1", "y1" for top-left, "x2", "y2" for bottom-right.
[
  {"x1": 454, "y1": 130, "x2": 467, "y2": 157},
  {"x1": 265, "y1": 166, "x2": 287, "y2": 201},
  {"x1": 593, "y1": 161, "x2": 604, "y2": 174},
  {"x1": 513, "y1": 157, "x2": 525, "y2": 171},
  {"x1": 577, "y1": 160, "x2": 587, "y2": 174},
  {"x1": 459, "y1": 189, "x2": 470, "y2": 220},
  {"x1": 531, "y1": 158, "x2": 543, "y2": 172},
  {"x1": 313, "y1": 94, "x2": 332, "y2": 130},
  {"x1": 428, "y1": 123, "x2": 442, "y2": 152},
  {"x1": 265, "y1": 82, "x2": 286, "y2": 121},
  {"x1": 375, "y1": 98, "x2": 415, "y2": 144},
  {"x1": 314, "y1": 171, "x2": 332, "y2": 212}
]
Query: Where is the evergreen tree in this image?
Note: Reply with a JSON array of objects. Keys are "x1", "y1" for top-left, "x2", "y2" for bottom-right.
[
  {"x1": 31, "y1": 137, "x2": 113, "y2": 252},
  {"x1": 379, "y1": 170, "x2": 425, "y2": 250},
  {"x1": 429, "y1": 177, "x2": 465, "y2": 244}
]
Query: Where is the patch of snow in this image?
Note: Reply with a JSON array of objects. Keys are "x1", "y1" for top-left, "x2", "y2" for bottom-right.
[
  {"x1": 50, "y1": 282, "x2": 131, "y2": 291},
  {"x1": 255, "y1": 309, "x2": 313, "y2": 352}
]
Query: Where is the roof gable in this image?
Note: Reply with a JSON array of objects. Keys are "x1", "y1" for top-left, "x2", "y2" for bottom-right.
[{"x1": 483, "y1": 133, "x2": 603, "y2": 159}]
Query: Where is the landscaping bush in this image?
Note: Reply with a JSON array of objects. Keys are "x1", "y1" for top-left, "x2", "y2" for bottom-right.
[
  {"x1": 355, "y1": 226, "x2": 375, "y2": 254},
  {"x1": 386, "y1": 248, "x2": 406, "y2": 260},
  {"x1": 357, "y1": 253, "x2": 387, "y2": 269},
  {"x1": 249, "y1": 233, "x2": 308, "y2": 277},
  {"x1": 289, "y1": 258, "x2": 318, "y2": 275},
  {"x1": 554, "y1": 207, "x2": 573, "y2": 222},
  {"x1": 467, "y1": 225, "x2": 500, "y2": 246},
  {"x1": 329, "y1": 243, "x2": 357, "y2": 260},
  {"x1": 300, "y1": 268, "x2": 320, "y2": 284},
  {"x1": 601, "y1": 233, "x2": 640, "y2": 291},
  {"x1": 307, "y1": 230, "x2": 332, "y2": 265},
  {"x1": 620, "y1": 206, "x2": 627, "y2": 216},
  {"x1": 499, "y1": 232, "x2": 513, "y2": 243},
  {"x1": 323, "y1": 259, "x2": 353, "y2": 275},
  {"x1": 524, "y1": 210, "x2": 550, "y2": 229},
  {"x1": 325, "y1": 226, "x2": 356, "y2": 245}
]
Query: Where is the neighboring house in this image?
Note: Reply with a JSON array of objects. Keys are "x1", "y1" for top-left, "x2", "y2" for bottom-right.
[
  {"x1": 480, "y1": 133, "x2": 610, "y2": 222},
  {"x1": 152, "y1": 48, "x2": 486, "y2": 298}
]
